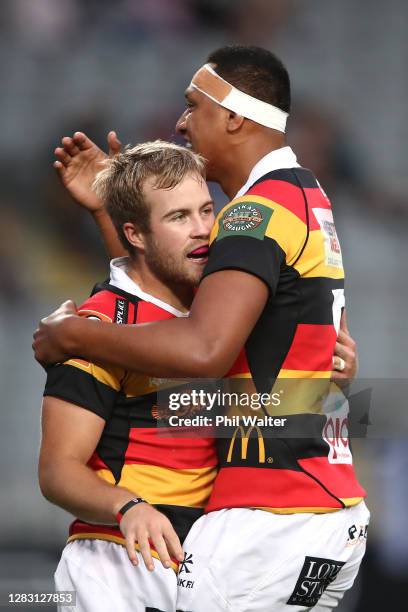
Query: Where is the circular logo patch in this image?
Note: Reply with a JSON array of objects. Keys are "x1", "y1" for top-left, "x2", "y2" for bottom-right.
[{"x1": 222, "y1": 203, "x2": 263, "y2": 232}]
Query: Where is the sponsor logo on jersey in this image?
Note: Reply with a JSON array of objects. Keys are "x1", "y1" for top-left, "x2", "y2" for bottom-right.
[
  {"x1": 227, "y1": 425, "x2": 266, "y2": 463},
  {"x1": 312, "y1": 207, "x2": 343, "y2": 269},
  {"x1": 347, "y1": 522, "x2": 368, "y2": 547},
  {"x1": 179, "y1": 552, "x2": 194, "y2": 574},
  {"x1": 178, "y1": 552, "x2": 195, "y2": 589},
  {"x1": 287, "y1": 556, "x2": 345, "y2": 606},
  {"x1": 322, "y1": 393, "x2": 352, "y2": 464},
  {"x1": 114, "y1": 298, "x2": 128, "y2": 324},
  {"x1": 216, "y1": 200, "x2": 274, "y2": 241},
  {"x1": 177, "y1": 578, "x2": 195, "y2": 589},
  {"x1": 222, "y1": 203, "x2": 263, "y2": 232}
]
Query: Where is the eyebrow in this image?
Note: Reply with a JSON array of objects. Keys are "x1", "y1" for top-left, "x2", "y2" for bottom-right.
[
  {"x1": 184, "y1": 87, "x2": 196, "y2": 100},
  {"x1": 161, "y1": 200, "x2": 214, "y2": 220}
]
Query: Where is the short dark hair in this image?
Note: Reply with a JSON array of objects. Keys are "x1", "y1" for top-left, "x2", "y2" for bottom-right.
[{"x1": 207, "y1": 45, "x2": 290, "y2": 114}]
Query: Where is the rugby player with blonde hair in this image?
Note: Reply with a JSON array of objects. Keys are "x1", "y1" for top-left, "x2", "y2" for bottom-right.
[{"x1": 39, "y1": 141, "x2": 217, "y2": 612}]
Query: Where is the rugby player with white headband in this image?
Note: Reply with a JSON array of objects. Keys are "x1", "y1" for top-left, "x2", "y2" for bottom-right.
[
  {"x1": 190, "y1": 63, "x2": 289, "y2": 132},
  {"x1": 34, "y1": 46, "x2": 365, "y2": 611}
]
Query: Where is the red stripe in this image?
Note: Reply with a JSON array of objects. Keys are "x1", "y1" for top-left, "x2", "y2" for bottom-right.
[
  {"x1": 125, "y1": 428, "x2": 217, "y2": 468},
  {"x1": 247, "y1": 181, "x2": 331, "y2": 229},
  {"x1": 79, "y1": 290, "x2": 137, "y2": 323},
  {"x1": 205, "y1": 467, "x2": 345, "y2": 512},
  {"x1": 298, "y1": 457, "x2": 366, "y2": 499},
  {"x1": 87, "y1": 452, "x2": 109, "y2": 471},
  {"x1": 226, "y1": 349, "x2": 250, "y2": 377},
  {"x1": 282, "y1": 324, "x2": 336, "y2": 372},
  {"x1": 136, "y1": 301, "x2": 175, "y2": 323},
  {"x1": 69, "y1": 520, "x2": 122, "y2": 539},
  {"x1": 69, "y1": 520, "x2": 179, "y2": 565}
]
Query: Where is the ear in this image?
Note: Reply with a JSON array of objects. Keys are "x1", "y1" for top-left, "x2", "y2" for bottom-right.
[
  {"x1": 123, "y1": 222, "x2": 146, "y2": 252},
  {"x1": 226, "y1": 111, "x2": 245, "y2": 133}
]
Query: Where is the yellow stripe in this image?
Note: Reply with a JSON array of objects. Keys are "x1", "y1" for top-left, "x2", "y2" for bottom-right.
[
  {"x1": 212, "y1": 195, "x2": 307, "y2": 265},
  {"x1": 278, "y1": 369, "x2": 332, "y2": 379},
  {"x1": 257, "y1": 506, "x2": 342, "y2": 514},
  {"x1": 240, "y1": 195, "x2": 306, "y2": 264},
  {"x1": 64, "y1": 360, "x2": 124, "y2": 392},
  {"x1": 340, "y1": 497, "x2": 364, "y2": 507},
  {"x1": 295, "y1": 230, "x2": 344, "y2": 279},
  {"x1": 256, "y1": 497, "x2": 363, "y2": 514},
  {"x1": 67, "y1": 533, "x2": 178, "y2": 572},
  {"x1": 229, "y1": 370, "x2": 332, "y2": 379},
  {"x1": 97, "y1": 464, "x2": 217, "y2": 508}
]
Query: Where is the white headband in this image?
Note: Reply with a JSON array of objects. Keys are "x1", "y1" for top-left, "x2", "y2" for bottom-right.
[{"x1": 190, "y1": 64, "x2": 288, "y2": 133}]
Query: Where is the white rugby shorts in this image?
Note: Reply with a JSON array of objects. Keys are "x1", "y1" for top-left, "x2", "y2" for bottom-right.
[
  {"x1": 177, "y1": 502, "x2": 370, "y2": 611},
  {"x1": 54, "y1": 539, "x2": 177, "y2": 612}
]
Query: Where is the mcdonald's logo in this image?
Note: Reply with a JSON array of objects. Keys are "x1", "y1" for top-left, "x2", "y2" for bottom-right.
[{"x1": 226, "y1": 426, "x2": 265, "y2": 463}]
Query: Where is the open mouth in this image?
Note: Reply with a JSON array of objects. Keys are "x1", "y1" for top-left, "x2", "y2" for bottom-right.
[{"x1": 187, "y1": 245, "x2": 209, "y2": 263}]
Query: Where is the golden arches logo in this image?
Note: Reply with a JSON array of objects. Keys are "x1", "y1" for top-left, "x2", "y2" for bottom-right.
[{"x1": 226, "y1": 426, "x2": 266, "y2": 463}]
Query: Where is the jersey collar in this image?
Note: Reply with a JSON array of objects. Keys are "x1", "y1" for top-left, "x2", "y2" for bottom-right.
[
  {"x1": 109, "y1": 257, "x2": 189, "y2": 318},
  {"x1": 234, "y1": 146, "x2": 299, "y2": 199}
]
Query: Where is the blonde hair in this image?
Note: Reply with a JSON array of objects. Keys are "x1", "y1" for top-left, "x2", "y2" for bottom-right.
[{"x1": 93, "y1": 140, "x2": 206, "y2": 253}]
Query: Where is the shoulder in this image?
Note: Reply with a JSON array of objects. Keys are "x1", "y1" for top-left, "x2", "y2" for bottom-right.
[{"x1": 78, "y1": 285, "x2": 134, "y2": 323}]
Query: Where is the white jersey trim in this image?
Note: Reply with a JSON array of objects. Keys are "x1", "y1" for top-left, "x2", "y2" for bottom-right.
[
  {"x1": 234, "y1": 146, "x2": 300, "y2": 199},
  {"x1": 109, "y1": 257, "x2": 189, "y2": 318}
]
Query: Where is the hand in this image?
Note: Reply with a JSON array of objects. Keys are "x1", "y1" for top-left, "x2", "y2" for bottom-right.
[
  {"x1": 33, "y1": 300, "x2": 79, "y2": 366},
  {"x1": 54, "y1": 131, "x2": 122, "y2": 213},
  {"x1": 331, "y1": 311, "x2": 358, "y2": 383},
  {"x1": 118, "y1": 502, "x2": 184, "y2": 571}
]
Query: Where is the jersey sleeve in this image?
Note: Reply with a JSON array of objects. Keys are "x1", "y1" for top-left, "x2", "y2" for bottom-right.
[
  {"x1": 43, "y1": 294, "x2": 125, "y2": 421},
  {"x1": 202, "y1": 195, "x2": 287, "y2": 295}
]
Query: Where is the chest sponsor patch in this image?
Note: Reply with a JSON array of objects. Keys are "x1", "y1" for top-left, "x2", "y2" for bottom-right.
[
  {"x1": 114, "y1": 298, "x2": 128, "y2": 324},
  {"x1": 312, "y1": 207, "x2": 343, "y2": 268},
  {"x1": 217, "y1": 201, "x2": 273, "y2": 241},
  {"x1": 287, "y1": 556, "x2": 345, "y2": 607}
]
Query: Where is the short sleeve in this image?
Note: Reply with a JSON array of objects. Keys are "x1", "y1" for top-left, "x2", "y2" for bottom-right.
[
  {"x1": 202, "y1": 197, "x2": 285, "y2": 295},
  {"x1": 43, "y1": 294, "x2": 125, "y2": 421},
  {"x1": 44, "y1": 360, "x2": 121, "y2": 421}
]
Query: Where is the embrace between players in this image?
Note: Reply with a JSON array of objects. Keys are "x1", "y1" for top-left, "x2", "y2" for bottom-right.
[{"x1": 34, "y1": 46, "x2": 369, "y2": 612}]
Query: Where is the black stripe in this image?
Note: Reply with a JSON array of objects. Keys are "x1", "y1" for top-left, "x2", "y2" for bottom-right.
[
  {"x1": 245, "y1": 259, "x2": 300, "y2": 394},
  {"x1": 91, "y1": 281, "x2": 142, "y2": 307},
  {"x1": 203, "y1": 234, "x2": 285, "y2": 296},
  {"x1": 251, "y1": 167, "x2": 319, "y2": 189},
  {"x1": 44, "y1": 363, "x2": 118, "y2": 421},
  {"x1": 290, "y1": 168, "x2": 310, "y2": 267},
  {"x1": 155, "y1": 505, "x2": 204, "y2": 543},
  {"x1": 95, "y1": 399, "x2": 131, "y2": 483},
  {"x1": 298, "y1": 277, "x2": 344, "y2": 324}
]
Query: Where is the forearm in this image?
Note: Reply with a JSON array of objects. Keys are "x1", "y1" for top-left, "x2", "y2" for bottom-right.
[
  {"x1": 67, "y1": 316, "x2": 224, "y2": 377},
  {"x1": 92, "y1": 209, "x2": 127, "y2": 259},
  {"x1": 39, "y1": 457, "x2": 135, "y2": 524}
]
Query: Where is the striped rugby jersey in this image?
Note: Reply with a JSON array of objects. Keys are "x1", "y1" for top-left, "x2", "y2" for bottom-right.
[
  {"x1": 44, "y1": 260, "x2": 217, "y2": 564},
  {"x1": 203, "y1": 147, "x2": 366, "y2": 514}
]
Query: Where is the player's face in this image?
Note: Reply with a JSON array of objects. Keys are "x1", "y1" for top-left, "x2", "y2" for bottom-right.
[
  {"x1": 176, "y1": 86, "x2": 226, "y2": 183},
  {"x1": 142, "y1": 173, "x2": 215, "y2": 287}
]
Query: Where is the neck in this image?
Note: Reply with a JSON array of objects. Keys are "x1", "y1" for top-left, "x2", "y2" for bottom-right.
[
  {"x1": 218, "y1": 132, "x2": 286, "y2": 199},
  {"x1": 125, "y1": 257, "x2": 194, "y2": 313}
]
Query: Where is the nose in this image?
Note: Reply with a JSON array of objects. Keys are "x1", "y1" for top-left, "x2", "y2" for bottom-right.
[
  {"x1": 191, "y1": 212, "x2": 214, "y2": 239},
  {"x1": 176, "y1": 110, "x2": 187, "y2": 136}
]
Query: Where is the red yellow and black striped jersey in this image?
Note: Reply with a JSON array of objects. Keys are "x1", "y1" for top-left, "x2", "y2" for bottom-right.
[
  {"x1": 202, "y1": 147, "x2": 366, "y2": 514},
  {"x1": 44, "y1": 260, "x2": 218, "y2": 561}
]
